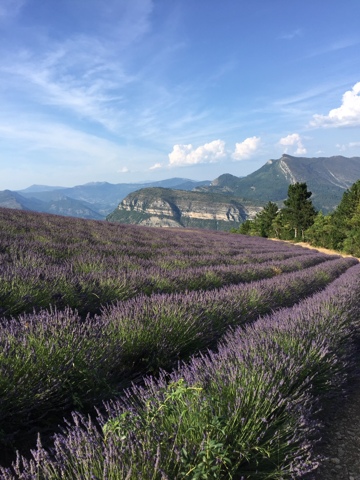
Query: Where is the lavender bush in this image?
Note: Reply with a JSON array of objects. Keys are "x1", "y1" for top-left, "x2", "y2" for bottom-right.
[
  {"x1": 0, "y1": 207, "x2": 332, "y2": 318},
  {"x1": 0, "y1": 207, "x2": 359, "y2": 478},
  {"x1": 0, "y1": 256, "x2": 355, "y2": 442},
  {"x1": 3, "y1": 263, "x2": 359, "y2": 479}
]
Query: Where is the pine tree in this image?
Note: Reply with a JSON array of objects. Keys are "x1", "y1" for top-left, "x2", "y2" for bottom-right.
[
  {"x1": 252, "y1": 201, "x2": 279, "y2": 237},
  {"x1": 281, "y1": 183, "x2": 316, "y2": 239},
  {"x1": 331, "y1": 180, "x2": 360, "y2": 250}
]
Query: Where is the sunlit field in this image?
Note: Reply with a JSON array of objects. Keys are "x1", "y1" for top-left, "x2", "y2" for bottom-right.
[{"x1": 0, "y1": 207, "x2": 359, "y2": 479}]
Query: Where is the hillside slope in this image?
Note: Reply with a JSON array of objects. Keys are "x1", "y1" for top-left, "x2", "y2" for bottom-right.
[
  {"x1": 107, "y1": 187, "x2": 262, "y2": 230},
  {"x1": 199, "y1": 154, "x2": 360, "y2": 212}
]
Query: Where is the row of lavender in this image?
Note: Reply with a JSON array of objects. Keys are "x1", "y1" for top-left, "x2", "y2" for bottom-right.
[
  {"x1": 0, "y1": 207, "x2": 358, "y2": 477},
  {"x1": 0, "y1": 208, "x2": 333, "y2": 317},
  {"x1": 0, "y1": 251, "x2": 335, "y2": 318},
  {"x1": 0, "y1": 255, "x2": 356, "y2": 461},
  {"x1": 3, "y1": 262, "x2": 360, "y2": 479}
]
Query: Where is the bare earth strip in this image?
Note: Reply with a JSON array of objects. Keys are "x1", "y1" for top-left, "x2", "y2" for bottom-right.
[
  {"x1": 294, "y1": 241, "x2": 360, "y2": 261},
  {"x1": 274, "y1": 240, "x2": 360, "y2": 479},
  {"x1": 305, "y1": 366, "x2": 360, "y2": 480}
]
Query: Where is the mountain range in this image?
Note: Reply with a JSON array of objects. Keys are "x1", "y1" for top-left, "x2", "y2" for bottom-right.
[
  {"x1": 0, "y1": 178, "x2": 211, "y2": 219},
  {"x1": 1, "y1": 155, "x2": 360, "y2": 228},
  {"x1": 198, "y1": 154, "x2": 360, "y2": 212},
  {"x1": 108, "y1": 155, "x2": 360, "y2": 230}
]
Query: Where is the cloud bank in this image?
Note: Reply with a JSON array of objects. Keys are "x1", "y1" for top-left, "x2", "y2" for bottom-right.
[{"x1": 311, "y1": 82, "x2": 360, "y2": 127}]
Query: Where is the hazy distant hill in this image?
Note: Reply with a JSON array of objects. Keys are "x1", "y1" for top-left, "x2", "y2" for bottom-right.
[
  {"x1": 197, "y1": 154, "x2": 360, "y2": 212},
  {"x1": 0, "y1": 190, "x2": 46, "y2": 212},
  {"x1": 0, "y1": 190, "x2": 104, "y2": 220},
  {"x1": 15, "y1": 178, "x2": 211, "y2": 217},
  {"x1": 19, "y1": 184, "x2": 65, "y2": 193}
]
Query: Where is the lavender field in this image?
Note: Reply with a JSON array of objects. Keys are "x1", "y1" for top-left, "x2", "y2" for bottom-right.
[{"x1": 0, "y1": 207, "x2": 359, "y2": 479}]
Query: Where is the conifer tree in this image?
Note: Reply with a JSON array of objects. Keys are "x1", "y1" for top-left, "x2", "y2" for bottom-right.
[
  {"x1": 281, "y1": 182, "x2": 316, "y2": 239},
  {"x1": 331, "y1": 179, "x2": 360, "y2": 250},
  {"x1": 252, "y1": 201, "x2": 279, "y2": 237}
]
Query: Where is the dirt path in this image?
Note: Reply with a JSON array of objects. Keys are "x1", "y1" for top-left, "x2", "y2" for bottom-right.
[
  {"x1": 271, "y1": 239, "x2": 360, "y2": 479},
  {"x1": 304, "y1": 369, "x2": 360, "y2": 480},
  {"x1": 274, "y1": 239, "x2": 360, "y2": 261},
  {"x1": 291, "y1": 241, "x2": 360, "y2": 479},
  {"x1": 293, "y1": 241, "x2": 360, "y2": 261}
]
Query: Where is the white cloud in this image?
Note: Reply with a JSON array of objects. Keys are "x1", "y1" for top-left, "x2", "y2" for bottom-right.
[
  {"x1": 118, "y1": 166, "x2": 129, "y2": 173},
  {"x1": 232, "y1": 136, "x2": 261, "y2": 161},
  {"x1": 149, "y1": 163, "x2": 162, "y2": 170},
  {"x1": 310, "y1": 82, "x2": 360, "y2": 127},
  {"x1": 279, "y1": 133, "x2": 307, "y2": 155},
  {"x1": 168, "y1": 139, "x2": 226, "y2": 166}
]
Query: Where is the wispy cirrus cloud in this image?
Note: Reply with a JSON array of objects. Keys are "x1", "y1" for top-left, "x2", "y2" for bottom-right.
[
  {"x1": 0, "y1": 117, "x2": 124, "y2": 163},
  {"x1": 0, "y1": 1, "x2": 156, "y2": 134},
  {"x1": 305, "y1": 37, "x2": 360, "y2": 59},
  {"x1": 0, "y1": 112, "x2": 167, "y2": 188},
  {"x1": 1, "y1": 41, "x2": 136, "y2": 132}
]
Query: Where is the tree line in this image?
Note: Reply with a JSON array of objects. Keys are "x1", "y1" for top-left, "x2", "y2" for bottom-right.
[{"x1": 232, "y1": 180, "x2": 360, "y2": 257}]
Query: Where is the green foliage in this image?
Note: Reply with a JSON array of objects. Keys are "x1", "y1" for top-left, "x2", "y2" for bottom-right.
[
  {"x1": 342, "y1": 202, "x2": 360, "y2": 256},
  {"x1": 305, "y1": 180, "x2": 360, "y2": 255},
  {"x1": 270, "y1": 211, "x2": 293, "y2": 240},
  {"x1": 230, "y1": 220, "x2": 252, "y2": 235},
  {"x1": 232, "y1": 203, "x2": 279, "y2": 238},
  {"x1": 330, "y1": 179, "x2": 360, "y2": 251},
  {"x1": 234, "y1": 186, "x2": 317, "y2": 241},
  {"x1": 252, "y1": 201, "x2": 279, "y2": 238},
  {"x1": 304, "y1": 212, "x2": 334, "y2": 248},
  {"x1": 281, "y1": 183, "x2": 316, "y2": 239}
]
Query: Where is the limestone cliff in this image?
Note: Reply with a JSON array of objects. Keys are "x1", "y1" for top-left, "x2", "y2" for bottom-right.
[{"x1": 107, "y1": 188, "x2": 262, "y2": 230}]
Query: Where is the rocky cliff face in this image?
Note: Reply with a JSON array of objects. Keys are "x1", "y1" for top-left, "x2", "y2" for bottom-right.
[{"x1": 107, "y1": 188, "x2": 262, "y2": 230}]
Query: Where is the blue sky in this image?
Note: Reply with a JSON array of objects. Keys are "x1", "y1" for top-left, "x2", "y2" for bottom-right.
[{"x1": 1, "y1": 0, "x2": 360, "y2": 190}]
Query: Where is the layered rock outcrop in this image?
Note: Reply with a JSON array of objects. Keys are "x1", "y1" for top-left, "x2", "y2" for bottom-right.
[{"x1": 107, "y1": 188, "x2": 262, "y2": 230}]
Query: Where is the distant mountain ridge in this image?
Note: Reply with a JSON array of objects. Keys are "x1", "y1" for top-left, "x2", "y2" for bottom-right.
[
  {"x1": 197, "y1": 154, "x2": 360, "y2": 212},
  {"x1": 108, "y1": 155, "x2": 360, "y2": 230},
  {"x1": 2, "y1": 155, "x2": 360, "y2": 224},
  {"x1": 0, "y1": 178, "x2": 211, "y2": 219}
]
